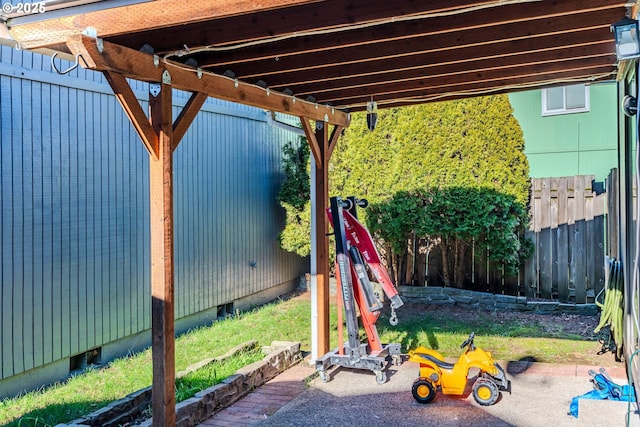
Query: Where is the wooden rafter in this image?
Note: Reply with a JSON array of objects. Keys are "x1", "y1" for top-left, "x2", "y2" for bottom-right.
[
  {"x1": 172, "y1": 92, "x2": 208, "y2": 151},
  {"x1": 257, "y1": 30, "x2": 614, "y2": 91},
  {"x1": 300, "y1": 117, "x2": 320, "y2": 164},
  {"x1": 199, "y1": 0, "x2": 618, "y2": 71},
  {"x1": 314, "y1": 58, "x2": 614, "y2": 103},
  {"x1": 64, "y1": 35, "x2": 350, "y2": 126},
  {"x1": 102, "y1": 72, "x2": 208, "y2": 157},
  {"x1": 331, "y1": 65, "x2": 615, "y2": 109},
  {"x1": 8, "y1": 0, "x2": 324, "y2": 50},
  {"x1": 327, "y1": 125, "x2": 343, "y2": 159},
  {"x1": 9, "y1": 0, "x2": 520, "y2": 51},
  {"x1": 217, "y1": 28, "x2": 615, "y2": 89},
  {"x1": 5, "y1": 0, "x2": 626, "y2": 112},
  {"x1": 103, "y1": 71, "x2": 159, "y2": 158}
]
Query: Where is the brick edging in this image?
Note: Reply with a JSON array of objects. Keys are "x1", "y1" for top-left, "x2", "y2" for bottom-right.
[{"x1": 398, "y1": 286, "x2": 599, "y2": 316}]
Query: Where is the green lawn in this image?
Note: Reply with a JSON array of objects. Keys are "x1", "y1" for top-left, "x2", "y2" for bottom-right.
[{"x1": 0, "y1": 293, "x2": 611, "y2": 426}]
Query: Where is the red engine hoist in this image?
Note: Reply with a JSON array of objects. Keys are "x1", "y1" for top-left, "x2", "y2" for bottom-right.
[{"x1": 315, "y1": 196, "x2": 404, "y2": 384}]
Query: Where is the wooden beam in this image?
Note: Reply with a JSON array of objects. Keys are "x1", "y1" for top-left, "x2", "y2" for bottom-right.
[
  {"x1": 302, "y1": 119, "x2": 331, "y2": 357},
  {"x1": 8, "y1": 0, "x2": 324, "y2": 50},
  {"x1": 330, "y1": 64, "x2": 615, "y2": 110},
  {"x1": 103, "y1": 71, "x2": 159, "y2": 159},
  {"x1": 64, "y1": 35, "x2": 350, "y2": 127},
  {"x1": 102, "y1": 70, "x2": 202, "y2": 425},
  {"x1": 172, "y1": 91, "x2": 208, "y2": 151},
  {"x1": 327, "y1": 125, "x2": 343, "y2": 159},
  {"x1": 200, "y1": 0, "x2": 620, "y2": 71},
  {"x1": 312, "y1": 53, "x2": 614, "y2": 103},
  {"x1": 104, "y1": 0, "x2": 492, "y2": 56},
  {"x1": 149, "y1": 70, "x2": 176, "y2": 425},
  {"x1": 268, "y1": 33, "x2": 613, "y2": 93},
  {"x1": 203, "y1": 9, "x2": 619, "y2": 83},
  {"x1": 300, "y1": 117, "x2": 320, "y2": 164},
  {"x1": 100, "y1": 70, "x2": 205, "y2": 153},
  {"x1": 10, "y1": 0, "x2": 559, "y2": 52}
]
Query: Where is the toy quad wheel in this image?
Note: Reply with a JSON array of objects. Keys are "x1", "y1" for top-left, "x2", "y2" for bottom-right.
[
  {"x1": 412, "y1": 377, "x2": 437, "y2": 404},
  {"x1": 472, "y1": 378, "x2": 500, "y2": 406}
]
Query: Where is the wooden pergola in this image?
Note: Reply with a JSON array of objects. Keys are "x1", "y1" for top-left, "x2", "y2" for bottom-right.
[{"x1": 1, "y1": 0, "x2": 630, "y2": 424}]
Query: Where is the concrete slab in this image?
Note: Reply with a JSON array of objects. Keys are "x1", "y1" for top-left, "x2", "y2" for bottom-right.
[{"x1": 256, "y1": 360, "x2": 638, "y2": 427}]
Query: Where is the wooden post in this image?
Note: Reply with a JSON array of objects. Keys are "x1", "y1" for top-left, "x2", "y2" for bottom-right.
[
  {"x1": 313, "y1": 122, "x2": 330, "y2": 356},
  {"x1": 102, "y1": 68, "x2": 204, "y2": 425},
  {"x1": 149, "y1": 70, "x2": 176, "y2": 426},
  {"x1": 302, "y1": 119, "x2": 343, "y2": 358}
]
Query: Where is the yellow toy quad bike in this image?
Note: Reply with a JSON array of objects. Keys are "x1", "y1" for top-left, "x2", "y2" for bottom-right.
[{"x1": 408, "y1": 332, "x2": 511, "y2": 406}]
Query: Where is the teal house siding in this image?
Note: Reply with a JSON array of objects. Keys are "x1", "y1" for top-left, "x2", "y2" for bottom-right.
[
  {"x1": 0, "y1": 45, "x2": 307, "y2": 395},
  {"x1": 509, "y1": 83, "x2": 617, "y2": 181}
]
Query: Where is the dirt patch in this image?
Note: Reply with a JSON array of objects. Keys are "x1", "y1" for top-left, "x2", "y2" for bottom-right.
[
  {"x1": 399, "y1": 301, "x2": 600, "y2": 340},
  {"x1": 288, "y1": 290, "x2": 623, "y2": 368},
  {"x1": 394, "y1": 301, "x2": 625, "y2": 366}
]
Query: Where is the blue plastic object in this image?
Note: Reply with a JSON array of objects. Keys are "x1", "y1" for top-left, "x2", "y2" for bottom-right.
[{"x1": 569, "y1": 368, "x2": 636, "y2": 417}]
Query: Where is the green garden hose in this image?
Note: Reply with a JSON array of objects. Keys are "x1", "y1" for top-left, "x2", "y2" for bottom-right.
[{"x1": 595, "y1": 259, "x2": 624, "y2": 360}]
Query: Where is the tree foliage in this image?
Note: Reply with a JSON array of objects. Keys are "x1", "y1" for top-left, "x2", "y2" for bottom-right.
[
  {"x1": 278, "y1": 95, "x2": 531, "y2": 288},
  {"x1": 366, "y1": 187, "x2": 530, "y2": 286},
  {"x1": 278, "y1": 138, "x2": 310, "y2": 210},
  {"x1": 331, "y1": 95, "x2": 530, "y2": 286},
  {"x1": 332, "y1": 95, "x2": 529, "y2": 206},
  {"x1": 278, "y1": 138, "x2": 311, "y2": 256}
]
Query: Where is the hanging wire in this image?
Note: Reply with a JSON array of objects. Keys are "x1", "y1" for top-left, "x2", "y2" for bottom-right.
[
  {"x1": 50, "y1": 52, "x2": 89, "y2": 75},
  {"x1": 162, "y1": 0, "x2": 543, "y2": 60}
]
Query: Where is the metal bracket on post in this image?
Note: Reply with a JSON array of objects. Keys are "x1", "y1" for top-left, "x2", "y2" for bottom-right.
[
  {"x1": 82, "y1": 27, "x2": 97, "y2": 38},
  {"x1": 149, "y1": 71, "x2": 170, "y2": 97},
  {"x1": 162, "y1": 70, "x2": 171, "y2": 85},
  {"x1": 150, "y1": 83, "x2": 161, "y2": 97},
  {"x1": 82, "y1": 27, "x2": 103, "y2": 53}
]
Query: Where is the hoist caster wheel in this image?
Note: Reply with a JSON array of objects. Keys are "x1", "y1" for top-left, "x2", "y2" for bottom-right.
[
  {"x1": 318, "y1": 371, "x2": 331, "y2": 383},
  {"x1": 319, "y1": 370, "x2": 330, "y2": 383},
  {"x1": 356, "y1": 198, "x2": 369, "y2": 208}
]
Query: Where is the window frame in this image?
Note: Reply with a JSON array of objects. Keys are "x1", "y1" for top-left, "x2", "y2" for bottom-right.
[{"x1": 541, "y1": 84, "x2": 590, "y2": 116}]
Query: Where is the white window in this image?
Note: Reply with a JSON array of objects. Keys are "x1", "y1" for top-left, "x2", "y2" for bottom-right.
[{"x1": 541, "y1": 84, "x2": 590, "y2": 116}]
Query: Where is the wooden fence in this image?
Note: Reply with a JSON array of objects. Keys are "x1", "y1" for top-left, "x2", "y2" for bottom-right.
[
  {"x1": 415, "y1": 175, "x2": 607, "y2": 303},
  {"x1": 523, "y1": 175, "x2": 606, "y2": 302}
]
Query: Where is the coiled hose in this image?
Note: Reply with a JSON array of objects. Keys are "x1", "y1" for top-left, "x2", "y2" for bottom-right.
[{"x1": 594, "y1": 258, "x2": 624, "y2": 361}]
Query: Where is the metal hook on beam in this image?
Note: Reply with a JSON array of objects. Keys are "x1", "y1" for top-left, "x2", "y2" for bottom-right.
[{"x1": 51, "y1": 52, "x2": 88, "y2": 75}]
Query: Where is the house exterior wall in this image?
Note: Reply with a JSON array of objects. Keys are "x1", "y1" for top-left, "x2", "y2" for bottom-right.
[
  {"x1": 509, "y1": 83, "x2": 617, "y2": 181},
  {"x1": 0, "y1": 45, "x2": 307, "y2": 395}
]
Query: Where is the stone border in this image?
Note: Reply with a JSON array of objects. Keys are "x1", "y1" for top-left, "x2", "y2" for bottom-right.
[
  {"x1": 398, "y1": 286, "x2": 599, "y2": 316},
  {"x1": 59, "y1": 341, "x2": 302, "y2": 427}
]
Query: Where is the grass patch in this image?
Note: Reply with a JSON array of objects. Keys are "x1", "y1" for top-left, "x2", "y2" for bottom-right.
[
  {"x1": 175, "y1": 348, "x2": 264, "y2": 401},
  {"x1": 0, "y1": 297, "x2": 313, "y2": 427},
  {"x1": 0, "y1": 293, "x2": 610, "y2": 426},
  {"x1": 375, "y1": 302, "x2": 606, "y2": 365}
]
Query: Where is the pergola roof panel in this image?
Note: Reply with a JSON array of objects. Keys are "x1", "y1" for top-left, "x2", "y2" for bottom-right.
[{"x1": 2, "y1": 0, "x2": 631, "y2": 112}]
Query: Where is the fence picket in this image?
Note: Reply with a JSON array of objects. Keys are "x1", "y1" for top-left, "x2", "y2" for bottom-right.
[
  {"x1": 418, "y1": 174, "x2": 606, "y2": 303},
  {"x1": 527, "y1": 175, "x2": 605, "y2": 302}
]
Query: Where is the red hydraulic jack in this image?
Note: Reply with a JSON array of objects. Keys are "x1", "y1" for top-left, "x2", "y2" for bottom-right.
[{"x1": 315, "y1": 196, "x2": 404, "y2": 384}]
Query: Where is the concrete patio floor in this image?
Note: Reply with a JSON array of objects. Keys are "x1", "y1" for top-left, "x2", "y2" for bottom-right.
[{"x1": 198, "y1": 358, "x2": 638, "y2": 427}]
